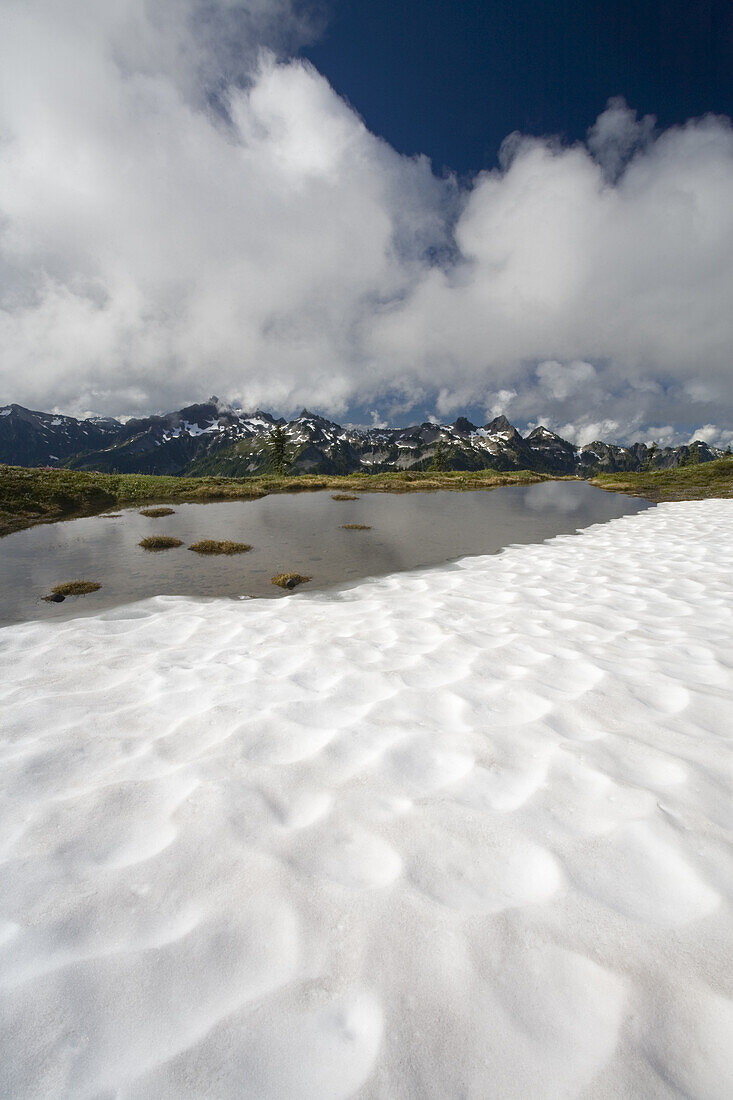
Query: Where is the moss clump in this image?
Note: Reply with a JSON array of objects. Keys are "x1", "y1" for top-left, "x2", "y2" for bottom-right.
[
  {"x1": 140, "y1": 506, "x2": 176, "y2": 518},
  {"x1": 332, "y1": 493, "x2": 359, "y2": 501},
  {"x1": 271, "y1": 572, "x2": 310, "y2": 590},
  {"x1": 341, "y1": 523, "x2": 371, "y2": 530},
  {"x1": 49, "y1": 580, "x2": 102, "y2": 597},
  {"x1": 139, "y1": 535, "x2": 183, "y2": 551},
  {"x1": 188, "y1": 539, "x2": 252, "y2": 555}
]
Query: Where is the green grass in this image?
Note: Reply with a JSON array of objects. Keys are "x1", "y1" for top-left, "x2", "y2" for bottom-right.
[
  {"x1": 188, "y1": 539, "x2": 252, "y2": 555},
  {"x1": 4, "y1": 457, "x2": 730, "y2": 546},
  {"x1": 0, "y1": 464, "x2": 556, "y2": 538},
  {"x1": 591, "y1": 456, "x2": 733, "y2": 501},
  {"x1": 139, "y1": 535, "x2": 183, "y2": 551},
  {"x1": 271, "y1": 572, "x2": 311, "y2": 589},
  {"x1": 0, "y1": 466, "x2": 263, "y2": 536}
]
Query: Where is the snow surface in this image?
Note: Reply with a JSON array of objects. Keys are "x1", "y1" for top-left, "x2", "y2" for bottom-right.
[{"x1": 1, "y1": 500, "x2": 732, "y2": 1098}]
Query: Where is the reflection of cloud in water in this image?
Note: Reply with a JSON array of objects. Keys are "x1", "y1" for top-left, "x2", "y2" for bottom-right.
[{"x1": 524, "y1": 482, "x2": 583, "y2": 514}]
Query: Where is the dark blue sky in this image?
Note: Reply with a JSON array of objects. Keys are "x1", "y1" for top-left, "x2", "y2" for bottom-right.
[{"x1": 303, "y1": 0, "x2": 733, "y2": 175}]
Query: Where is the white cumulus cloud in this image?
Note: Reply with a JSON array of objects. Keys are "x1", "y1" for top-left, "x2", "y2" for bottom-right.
[{"x1": 0, "y1": 2, "x2": 731, "y2": 444}]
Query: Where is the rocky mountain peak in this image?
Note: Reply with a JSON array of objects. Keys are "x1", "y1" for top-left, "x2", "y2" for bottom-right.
[
  {"x1": 452, "y1": 416, "x2": 477, "y2": 434},
  {"x1": 527, "y1": 425, "x2": 566, "y2": 442},
  {"x1": 1, "y1": 396, "x2": 725, "y2": 477},
  {"x1": 484, "y1": 415, "x2": 520, "y2": 436}
]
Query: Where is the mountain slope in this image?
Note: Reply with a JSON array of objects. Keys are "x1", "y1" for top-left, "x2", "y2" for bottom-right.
[
  {"x1": 0, "y1": 398, "x2": 722, "y2": 477},
  {"x1": 0, "y1": 404, "x2": 123, "y2": 467}
]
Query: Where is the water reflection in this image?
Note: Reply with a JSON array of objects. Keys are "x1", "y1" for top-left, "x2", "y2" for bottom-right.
[
  {"x1": 523, "y1": 481, "x2": 584, "y2": 514},
  {"x1": 0, "y1": 481, "x2": 650, "y2": 626}
]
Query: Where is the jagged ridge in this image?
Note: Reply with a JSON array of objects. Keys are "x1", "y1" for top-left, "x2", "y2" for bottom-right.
[{"x1": 0, "y1": 397, "x2": 722, "y2": 477}]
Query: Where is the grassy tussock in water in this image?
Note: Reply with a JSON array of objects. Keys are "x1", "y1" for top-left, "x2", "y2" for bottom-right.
[
  {"x1": 139, "y1": 536, "x2": 183, "y2": 551},
  {"x1": 331, "y1": 493, "x2": 359, "y2": 501},
  {"x1": 271, "y1": 572, "x2": 310, "y2": 590},
  {"x1": 49, "y1": 580, "x2": 101, "y2": 597},
  {"x1": 188, "y1": 540, "x2": 252, "y2": 555},
  {"x1": 341, "y1": 524, "x2": 371, "y2": 530},
  {"x1": 140, "y1": 507, "x2": 176, "y2": 518}
]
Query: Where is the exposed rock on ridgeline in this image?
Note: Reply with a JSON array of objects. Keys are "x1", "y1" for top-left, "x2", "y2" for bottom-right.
[{"x1": 0, "y1": 400, "x2": 721, "y2": 477}]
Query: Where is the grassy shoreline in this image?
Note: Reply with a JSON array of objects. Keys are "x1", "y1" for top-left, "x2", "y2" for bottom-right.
[
  {"x1": 2, "y1": 459, "x2": 731, "y2": 538},
  {"x1": 0, "y1": 464, "x2": 552, "y2": 537},
  {"x1": 591, "y1": 457, "x2": 733, "y2": 502}
]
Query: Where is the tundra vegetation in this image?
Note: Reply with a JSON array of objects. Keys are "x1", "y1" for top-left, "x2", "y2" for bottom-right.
[
  {"x1": 139, "y1": 535, "x2": 183, "y2": 551},
  {"x1": 140, "y1": 506, "x2": 176, "y2": 518},
  {"x1": 0, "y1": 465, "x2": 552, "y2": 536},
  {"x1": 591, "y1": 456, "x2": 733, "y2": 502},
  {"x1": 48, "y1": 580, "x2": 102, "y2": 597},
  {"x1": 188, "y1": 540, "x2": 252, "y2": 554},
  {"x1": 271, "y1": 572, "x2": 310, "y2": 589},
  {"x1": 1, "y1": 458, "x2": 731, "y2": 538}
]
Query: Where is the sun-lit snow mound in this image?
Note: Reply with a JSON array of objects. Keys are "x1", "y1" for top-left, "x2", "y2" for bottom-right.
[{"x1": 1, "y1": 500, "x2": 732, "y2": 1098}]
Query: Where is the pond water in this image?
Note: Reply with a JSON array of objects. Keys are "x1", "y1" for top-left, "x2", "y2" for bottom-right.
[{"x1": 0, "y1": 481, "x2": 650, "y2": 626}]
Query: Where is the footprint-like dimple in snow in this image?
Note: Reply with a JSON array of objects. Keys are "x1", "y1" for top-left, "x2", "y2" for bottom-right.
[
  {"x1": 237, "y1": 711, "x2": 339, "y2": 766},
  {"x1": 642, "y1": 983, "x2": 733, "y2": 1099},
  {"x1": 275, "y1": 788, "x2": 334, "y2": 831},
  {"x1": 124, "y1": 987, "x2": 384, "y2": 1100},
  {"x1": 569, "y1": 820, "x2": 719, "y2": 925},
  {"x1": 0, "y1": 901, "x2": 301, "y2": 1098},
  {"x1": 288, "y1": 823, "x2": 402, "y2": 889},
  {"x1": 455, "y1": 756, "x2": 550, "y2": 813},
  {"x1": 483, "y1": 687, "x2": 553, "y2": 727},
  {"x1": 464, "y1": 940, "x2": 628, "y2": 1099},
  {"x1": 627, "y1": 678, "x2": 691, "y2": 715},
  {"x1": 547, "y1": 710, "x2": 609, "y2": 742},
  {"x1": 593, "y1": 739, "x2": 688, "y2": 789},
  {"x1": 0, "y1": 901, "x2": 203, "y2": 990},
  {"x1": 215, "y1": 780, "x2": 333, "y2": 846},
  {"x1": 531, "y1": 655, "x2": 605, "y2": 697},
  {"x1": 407, "y1": 824, "x2": 562, "y2": 913},
  {"x1": 15, "y1": 773, "x2": 199, "y2": 873},
  {"x1": 384, "y1": 735, "x2": 474, "y2": 796},
  {"x1": 541, "y1": 753, "x2": 655, "y2": 837}
]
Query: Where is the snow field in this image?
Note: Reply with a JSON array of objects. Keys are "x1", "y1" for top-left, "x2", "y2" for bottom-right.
[{"x1": 0, "y1": 499, "x2": 732, "y2": 1098}]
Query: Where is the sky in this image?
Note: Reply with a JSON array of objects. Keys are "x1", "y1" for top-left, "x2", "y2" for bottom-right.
[{"x1": 0, "y1": 0, "x2": 732, "y2": 446}]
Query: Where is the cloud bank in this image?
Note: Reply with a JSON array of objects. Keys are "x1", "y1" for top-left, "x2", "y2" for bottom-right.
[{"x1": 1, "y1": 1, "x2": 732, "y2": 443}]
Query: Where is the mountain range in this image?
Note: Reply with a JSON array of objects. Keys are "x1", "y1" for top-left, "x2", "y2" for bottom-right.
[{"x1": 0, "y1": 397, "x2": 722, "y2": 477}]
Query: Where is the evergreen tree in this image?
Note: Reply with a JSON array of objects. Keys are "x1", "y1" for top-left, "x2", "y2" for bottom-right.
[
  {"x1": 331, "y1": 439, "x2": 352, "y2": 474},
  {"x1": 268, "y1": 425, "x2": 289, "y2": 476},
  {"x1": 430, "y1": 440, "x2": 447, "y2": 472}
]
